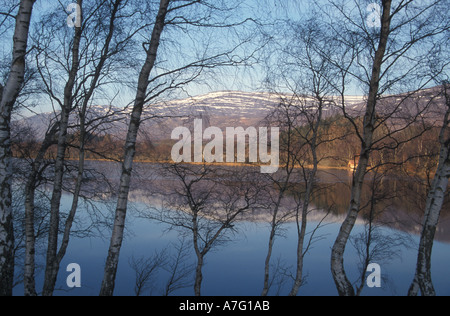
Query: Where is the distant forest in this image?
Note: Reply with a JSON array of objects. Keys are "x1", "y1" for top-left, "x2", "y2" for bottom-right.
[{"x1": 12, "y1": 113, "x2": 442, "y2": 177}]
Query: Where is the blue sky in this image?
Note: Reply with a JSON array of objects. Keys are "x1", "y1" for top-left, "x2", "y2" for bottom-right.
[
  {"x1": 13, "y1": 0, "x2": 311, "y2": 115},
  {"x1": 2, "y1": 0, "x2": 360, "y2": 118},
  {"x1": 2, "y1": 0, "x2": 448, "y2": 116}
]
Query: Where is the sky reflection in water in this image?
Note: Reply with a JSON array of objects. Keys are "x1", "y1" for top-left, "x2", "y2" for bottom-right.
[{"x1": 16, "y1": 191, "x2": 450, "y2": 297}]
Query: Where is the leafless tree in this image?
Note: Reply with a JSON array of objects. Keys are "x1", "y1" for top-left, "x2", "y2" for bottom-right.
[
  {"x1": 320, "y1": 0, "x2": 450, "y2": 296},
  {"x1": 327, "y1": 0, "x2": 393, "y2": 296},
  {"x1": 408, "y1": 83, "x2": 450, "y2": 296},
  {"x1": 0, "y1": 0, "x2": 36, "y2": 296},
  {"x1": 23, "y1": 0, "x2": 135, "y2": 296},
  {"x1": 260, "y1": 15, "x2": 341, "y2": 296},
  {"x1": 142, "y1": 163, "x2": 261, "y2": 296},
  {"x1": 162, "y1": 238, "x2": 194, "y2": 296},
  {"x1": 9, "y1": 140, "x2": 50, "y2": 292},
  {"x1": 38, "y1": 0, "x2": 84, "y2": 296},
  {"x1": 22, "y1": 119, "x2": 58, "y2": 296},
  {"x1": 350, "y1": 167, "x2": 413, "y2": 296},
  {"x1": 259, "y1": 122, "x2": 297, "y2": 296},
  {"x1": 129, "y1": 238, "x2": 194, "y2": 296},
  {"x1": 129, "y1": 250, "x2": 168, "y2": 296},
  {"x1": 100, "y1": 0, "x2": 171, "y2": 296},
  {"x1": 101, "y1": 0, "x2": 259, "y2": 296}
]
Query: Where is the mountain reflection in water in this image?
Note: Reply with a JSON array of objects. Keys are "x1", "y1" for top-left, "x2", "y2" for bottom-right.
[
  {"x1": 119, "y1": 163, "x2": 450, "y2": 243},
  {"x1": 18, "y1": 161, "x2": 448, "y2": 296}
]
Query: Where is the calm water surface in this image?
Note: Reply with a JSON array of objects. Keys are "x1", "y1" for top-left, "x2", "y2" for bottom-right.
[{"x1": 13, "y1": 163, "x2": 450, "y2": 296}]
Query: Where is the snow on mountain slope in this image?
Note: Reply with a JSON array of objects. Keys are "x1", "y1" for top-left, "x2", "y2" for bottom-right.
[{"x1": 13, "y1": 87, "x2": 444, "y2": 142}]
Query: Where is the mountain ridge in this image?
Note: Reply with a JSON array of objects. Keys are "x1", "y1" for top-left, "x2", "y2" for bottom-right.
[{"x1": 12, "y1": 86, "x2": 445, "y2": 142}]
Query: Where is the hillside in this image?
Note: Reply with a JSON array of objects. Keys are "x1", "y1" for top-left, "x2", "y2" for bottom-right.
[
  {"x1": 12, "y1": 90, "x2": 363, "y2": 141},
  {"x1": 12, "y1": 87, "x2": 446, "y2": 143}
]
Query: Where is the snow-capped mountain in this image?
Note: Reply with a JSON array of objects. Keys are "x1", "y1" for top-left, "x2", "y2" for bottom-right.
[{"x1": 12, "y1": 87, "x2": 445, "y2": 142}]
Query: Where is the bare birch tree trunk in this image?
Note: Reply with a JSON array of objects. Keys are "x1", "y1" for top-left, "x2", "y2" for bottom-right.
[
  {"x1": 408, "y1": 85, "x2": 450, "y2": 296},
  {"x1": 40, "y1": 0, "x2": 123, "y2": 296},
  {"x1": 330, "y1": 0, "x2": 392, "y2": 296},
  {"x1": 289, "y1": 175, "x2": 312, "y2": 296},
  {"x1": 24, "y1": 125, "x2": 58, "y2": 296},
  {"x1": 0, "y1": 0, "x2": 35, "y2": 296},
  {"x1": 54, "y1": 109, "x2": 86, "y2": 277},
  {"x1": 289, "y1": 99, "x2": 322, "y2": 296},
  {"x1": 42, "y1": 0, "x2": 83, "y2": 296},
  {"x1": 100, "y1": 0, "x2": 170, "y2": 296},
  {"x1": 261, "y1": 103, "x2": 296, "y2": 296}
]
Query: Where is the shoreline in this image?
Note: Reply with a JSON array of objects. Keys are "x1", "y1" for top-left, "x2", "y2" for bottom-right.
[
  {"x1": 13, "y1": 155, "x2": 436, "y2": 179},
  {"x1": 65, "y1": 157, "x2": 435, "y2": 179}
]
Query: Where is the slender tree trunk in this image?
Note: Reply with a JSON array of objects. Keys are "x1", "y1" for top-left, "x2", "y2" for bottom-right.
[
  {"x1": 408, "y1": 88, "x2": 450, "y2": 296},
  {"x1": 330, "y1": 0, "x2": 392, "y2": 296},
  {"x1": 289, "y1": 182, "x2": 310, "y2": 296},
  {"x1": 356, "y1": 172, "x2": 377, "y2": 297},
  {"x1": 40, "y1": 0, "x2": 122, "y2": 295},
  {"x1": 192, "y1": 220, "x2": 204, "y2": 296},
  {"x1": 42, "y1": 0, "x2": 83, "y2": 296},
  {"x1": 262, "y1": 113, "x2": 293, "y2": 297},
  {"x1": 290, "y1": 101, "x2": 322, "y2": 296},
  {"x1": 24, "y1": 181, "x2": 37, "y2": 296},
  {"x1": 194, "y1": 252, "x2": 204, "y2": 297},
  {"x1": 24, "y1": 125, "x2": 58, "y2": 296},
  {"x1": 261, "y1": 194, "x2": 284, "y2": 297},
  {"x1": 54, "y1": 113, "x2": 86, "y2": 272},
  {"x1": 0, "y1": 0, "x2": 35, "y2": 296},
  {"x1": 41, "y1": 94, "x2": 71, "y2": 297},
  {"x1": 100, "y1": 0, "x2": 170, "y2": 296},
  {"x1": 191, "y1": 209, "x2": 203, "y2": 297}
]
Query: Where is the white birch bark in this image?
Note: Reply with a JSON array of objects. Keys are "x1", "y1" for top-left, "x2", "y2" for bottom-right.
[
  {"x1": 24, "y1": 125, "x2": 58, "y2": 296},
  {"x1": 0, "y1": 0, "x2": 35, "y2": 296},
  {"x1": 100, "y1": 0, "x2": 170, "y2": 296},
  {"x1": 408, "y1": 87, "x2": 450, "y2": 296},
  {"x1": 330, "y1": 0, "x2": 392, "y2": 296},
  {"x1": 42, "y1": 0, "x2": 83, "y2": 296},
  {"x1": 40, "y1": 0, "x2": 123, "y2": 296}
]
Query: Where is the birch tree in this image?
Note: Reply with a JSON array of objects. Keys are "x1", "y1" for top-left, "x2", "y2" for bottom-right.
[
  {"x1": 41, "y1": 0, "x2": 84, "y2": 297},
  {"x1": 43, "y1": 0, "x2": 134, "y2": 296},
  {"x1": 330, "y1": 0, "x2": 393, "y2": 296},
  {"x1": 281, "y1": 19, "x2": 342, "y2": 297},
  {"x1": 260, "y1": 105, "x2": 297, "y2": 296},
  {"x1": 324, "y1": 0, "x2": 449, "y2": 296},
  {"x1": 408, "y1": 83, "x2": 450, "y2": 296},
  {"x1": 261, "y1": 14, "x2": 341, "y2": 296},
  {"x1": 0, "y1": 0, "x2": 35, "y2": 296},
  {"x1": 143, "y1": 164, "x2": 261, "y2": 296},
  {"x1": 100, "y1": 0, "x2": 258, "y2": 296},
  {"x1": 100, "y1": 0, "x2": 171, "y2": 296},
  {"x1": 24, "y1": 0, "x2": 134, "y2": 296}
]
